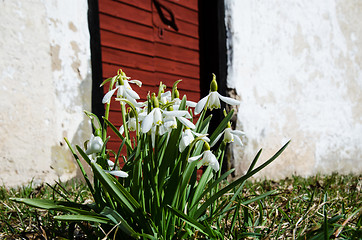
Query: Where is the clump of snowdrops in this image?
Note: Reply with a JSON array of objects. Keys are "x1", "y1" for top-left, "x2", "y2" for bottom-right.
[{"x1": 13, "y1": 69, "x2": 289, "y2": 239}]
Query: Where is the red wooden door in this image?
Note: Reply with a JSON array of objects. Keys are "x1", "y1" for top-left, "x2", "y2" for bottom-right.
[{"x1": 98, "y1": 0, "x2": 200, "y2": 151}]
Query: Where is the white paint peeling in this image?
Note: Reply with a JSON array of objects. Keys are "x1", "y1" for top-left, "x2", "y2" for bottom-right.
[
  {"x1": 0, "y1": 0, "x2": 92, "y2": 187},
  {"x1": 225, "y1": 0, "x2": 362, "y2": 178}
]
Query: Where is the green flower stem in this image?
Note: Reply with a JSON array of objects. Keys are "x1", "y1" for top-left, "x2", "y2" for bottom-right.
[
  {"x1": 120, "y1": 102, "x2": 128, "y2": 140},
  {"x1": 217, "y1": 142, "x2": 226, "y2": 179},
  {"x1": 152, "y1": 132, "x2": 161, "y2": 210},
  {"x1": 102, "y1": 102, "x2": 111, "y2": 143},
  {"x1": 116, "y1": 98, "x2": 140, "y2": 140}
]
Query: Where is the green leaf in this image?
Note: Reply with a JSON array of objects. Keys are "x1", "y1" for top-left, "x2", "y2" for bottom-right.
[
  {"x1": 241, "y1": 190, "x2": 278, "y2": 205},
  {"x1": 10, "y1": 198, "x2": 96, "y2": 216},
  {"x1": 166, "y1": 205, "x2": 213, "y2": 237},
  {"x1": 189, "y1": 168, "x2": 235, "y2": 212},
  {"x1": 90, "y1": 160, "x2": 139, "y2": 213},
  {"x1": 103, "y1": 117, "x2": 133, "y2": 150},
  {"x1": 194, "y1": 141, "x2": 290, "y2": 219},
  {"x1": 209, "y1": 110, "x2": 234, "y2": 144},
  {"x1": 100, "y1": 76, "x2": 113, "y2": 87},
  {"x1": 189, "y1": 167, "x2": 213, "y2": 210},
  {"x1": 64, "y1": 138, "x2": 95, "y2": 197},
  {"x1": 54, "y1": 214, "x2": 110, "y2": 224},
  {"x1": 101, "y1": 207, "x2": 140, "y2": 238}
]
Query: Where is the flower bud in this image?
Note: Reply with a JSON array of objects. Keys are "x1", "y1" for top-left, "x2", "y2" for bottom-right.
[
  {"x1": 203, "y1": 142, "x2": 211, "y2": 151},
  {"x1": 224, "y1": 128, "x2": 234, "y2": 143},
  {"x1": 117, "y1": 75, "x2": 124, "y2": 85},
  {"x1": 173, "y1": 89, "x2": 180, "y2": 99},
  {"x1": 94, "y1": 128, "x2": 102, "y2": 137},
  {"x1": 86, "y1": 134, "x2": 103, "y2": 155},
  {"x1": 152, "y1": 93, "x2": 159, "y2": 108},
  {"x1": 210, "y1": 73, "x2": 218, "y2": 92}
]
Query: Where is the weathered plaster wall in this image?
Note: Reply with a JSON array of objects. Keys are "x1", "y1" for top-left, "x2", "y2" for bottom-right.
[
  {"x1": 0, "y1": 0, "x2": 92, "y2": 187},
  {"x1": 225, "y1": 0, "x2": 362, "y2": 179}
]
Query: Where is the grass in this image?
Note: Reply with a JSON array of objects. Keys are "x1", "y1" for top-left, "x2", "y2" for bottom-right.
[
  {"x1": 1, "y1": 174, "x2": 361, "y2": 239},
  {"x1": 0, "y1": 180, "x2": 92, "y2": 239},
  {"x1": 237, "y1": 174, "x2": 362, "y2": 239}
]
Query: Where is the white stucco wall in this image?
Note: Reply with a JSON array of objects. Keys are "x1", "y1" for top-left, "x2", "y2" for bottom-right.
[
  {"x1": 0, "y1": 0, "x2": 92, "y2": 187},
  {"x1": 225, "y1": 0, "x2": 362, "y2": 179}
]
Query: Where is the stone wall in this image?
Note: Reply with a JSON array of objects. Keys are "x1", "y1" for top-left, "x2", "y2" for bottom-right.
[
  {"x1": 225, "y1": 0, "x2": 362, "y2": 179},
  {"x1": 0, "y1": 0, "x2": 92, "y2": 187}
]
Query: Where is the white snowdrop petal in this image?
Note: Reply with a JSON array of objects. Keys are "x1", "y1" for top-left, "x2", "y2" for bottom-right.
[
  {"x1": 86, "y1": 135, "x2": 103, "y2": 155},
  {"x1": 153, "y1": 108, "x2": 163, "y2": 125},
  {"x1": 188, "y1": 153, "x2": 203, "y2": 163},
  {"x1": 195, "y1": 95, "x2": 209, "y2": 114},
  {"x1": 185, "y1": 112, "x2": 192, "y2": 119},
  {"x1": 231, "y1": 129, "x2": 245, "y2": 136},
  {"x1": 224, "y1": 128, "x2": 234, "y2": 143},
  {"x1": 203, "y1": 150, "x2": 219, "y2": 171},
  {"x1": 161, "y1": 91, "x2": 171, "y2": 98},
  {"x1": 163, "y1": 110, "x2": 188, "y2": 117},
  {"x1": 217, "y1": 92, "x2": 240, "y2": 106},
  {"x1": 210, "y1": 161, "x2": 220, "y2": 172},
  {"x1": 107, "y1": 160, "x2": 115, "y2": 168},
  {"x1": 177, "y1": 116, "x2": 196, "y2": 129},
  {"x1": 125, "y1": 88, "x2": 140, "y2": 100},
  {"x1": 128, "y1": 118, "x2": 137, "y2": 131},
  {"x1": 186, "y1": 100, "x2": 197, "y2": 108},
  {"x1": 208, "y1": 92, "x2": 220, "y2": 109},
  {"x1": 109, "y1": 170, "x2": 129, "y2": 178},
  {"x1": 233, "y1": 135, "x2": 243, "y2": 146},
  {"x1": 179, "y1": 129, "x2": 194, "y2": 152},
  {"x1": 129, "y1": 79, "x2": 142, "y2": 87},
  {"x1": 102, "y1": 88, "x2": 118, "y2": 104},
  {"x1": 141, "y1": 109, "x2": 155, "y2": 133},
  {"x1": 119, "y1": 125, "x2": 125, "y2": 135}
]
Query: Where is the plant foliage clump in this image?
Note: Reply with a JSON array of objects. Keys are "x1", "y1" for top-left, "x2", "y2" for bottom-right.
[{"x1": 12, "y1": 70, "x2": 289, "y2": 239}]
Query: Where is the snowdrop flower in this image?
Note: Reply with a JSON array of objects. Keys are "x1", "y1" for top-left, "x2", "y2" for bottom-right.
[
  {"x1": 107, "y1": 160, "x2": 115, "y2": 170},
  {"x1": 86, "y1": 134, "x2": 103, "y2": 155},
  {"x1": 179, "y1": 129, "x2": 209, "y2": 152},
  {"x1": 105, "y1": 170, "x2": 129, "y2": 178},
  {"x1": 160, "y1": 91, "x2": 171, "y2": 105},
  {"x1": 164, "y1": 109, "x2": 195, "y2": 130},
  {"x1": 142, "y1": 108, "x2": 195, "y2": 133},
  {"x1": 172, "y1": 98, "x2": 197, "y2": 111},
  {"x1": 141, "y1": 93, "x2": 196, "y2": 134},
  {"x1": 141, "y1": 107, "x2": 163, "y2": 133},
  {"x1": 102, "y1": 75, "x2": 142, "y2": 105},
  {"x1": 188, "y1": 150, "x2": 219, "y2": 172},
  {"x1": 211, "y1": 127, "x2": 245, "y2": 147},
  {"x1": 119, "y1": 112, "x2": 138, "y2": 135},
  {"x1": 179, "y1": 129, "x2": 194, "y2": 152},
  {"x1": 195, "y1": 74, "x2": 240, "y2": 115}
]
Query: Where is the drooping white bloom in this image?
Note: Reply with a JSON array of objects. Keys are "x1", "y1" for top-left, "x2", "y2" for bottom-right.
[
  {"x1": 141, "y1": 108, "x2": 163, "y2": 133},
  {"x1": 163, "y1": 110, "x2": 195, "y2": 131},
  {"x1": 119, "y1": 116, "x2": 138, "y2": 135},
  {"x1": 163, "y1": 114, "x2": 178, "y2": 131},
  {"x1": 162, "y1": 93, "x2": 197, "y2": 110},
  {"x1": 179, "y1": 129, "x2": 194, "y2": 152},
  {"x1": 102, "y1": 79, "x2": 142, "y2": 105},
  {"x1": 107, "y1": 160, "x2": 115, "y2": 168},
  {"x1": 160, "y1": 91, "x2": 171, "y2": 105},
  {"x1": 188, "y1": 150, "x2": 219, "y2": 171},
  {"x1": 179, "y1": 129, "x2": 210, "y2": 152},
  {"x1": 86, "y1": 134, "x2": 103, "y2": 155},
  {"x1": 141, "y1": 108, "x2": 195, "y2": 134},
  {"x1": 210, "y1": 127, "x2": 245, "y2": 147},
  {"x1": 195, "y1": 92, "x2": 240, "y2": 115}
]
